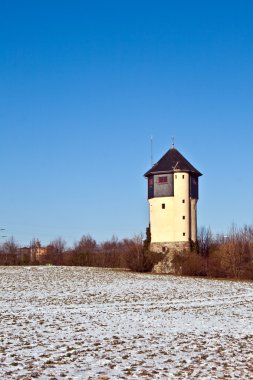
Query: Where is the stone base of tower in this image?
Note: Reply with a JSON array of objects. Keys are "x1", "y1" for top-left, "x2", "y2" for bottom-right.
[
  {"x1": 150, "y1": 241, "x2": 191, "y2": 274},
  {"x1": 150, "y1": 241, "x2": 191, "y2": 253}
]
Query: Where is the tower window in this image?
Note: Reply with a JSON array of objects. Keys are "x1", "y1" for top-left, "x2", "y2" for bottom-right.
[
  {"x1": 162, "y1": 203, "x2": 165, "y2": 209},
  {"x1": 182, "y1": 216, "x2": 185, "y2": 220},
  {"x1": 158, "y1": 176, "x2": 168, "y2": 184},
  {"x1": 182, "y1": 175, "x2": 185, "y2": 179},
  {"x1": 182, "y1": 199, "x2": 185, "y2": 203},
  {"x1": 183, "y1": 232, "x2": 186, "y2": 236}
]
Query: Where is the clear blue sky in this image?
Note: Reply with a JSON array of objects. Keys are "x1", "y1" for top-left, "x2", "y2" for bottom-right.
[{"x1": 0, "y1": 1, "x2": 252, "y2": 246}]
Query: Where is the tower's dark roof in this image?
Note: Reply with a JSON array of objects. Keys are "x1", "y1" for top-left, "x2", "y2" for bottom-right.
[{"x1": 144, "y1": 147, "x2": 202, "y2": 177}]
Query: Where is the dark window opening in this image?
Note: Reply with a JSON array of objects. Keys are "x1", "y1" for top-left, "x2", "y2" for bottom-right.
[
  {"x1": 182, "y1": 175, "x2": 185, "y2": 179},
  {"x1": 183, "y1": 232, "x2": 186, "y2": 236},
  {"x1": 182, "y1": 216, "x2": 185, "y2": 220},
  {"x1": 162, "y1": 203, "x2": 165, "y2": 209},
  {"x1": 182, "y1": 199, "x2": 185, "y2": 203},
  {"x1": 158, "y1": 176, "x2": 168, "y2": 184}
]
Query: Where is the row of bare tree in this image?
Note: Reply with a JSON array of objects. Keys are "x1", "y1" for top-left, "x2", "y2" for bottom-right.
[
  {"x1": 0, "y1": 225, "x2": 253, "y2": 279},
  {"x1": 0, "y1": 234, "x2": 161, "y2": 272},
  {"x1": 174, "y1": 225, "x2": 253, "y2": 279}
]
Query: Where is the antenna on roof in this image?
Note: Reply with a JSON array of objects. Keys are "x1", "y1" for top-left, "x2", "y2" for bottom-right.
[
  {"x1": 171, "y1": 136, "x2": 175, "y2": 149},
  {"x1": 173, "y1": 161, "x2": 179, "y2": 170},
  {"x1": 150, "y1": 136, "x2": 153, "y2": 166}
]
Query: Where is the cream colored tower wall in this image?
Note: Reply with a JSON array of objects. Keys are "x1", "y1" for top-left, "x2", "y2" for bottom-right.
[
  {"x1": 149, "y1": 197, "x2": 175, "y2": 242},
  {"x1": 190, "y1": 198, "x2": 197, "y2": 242},
  {"x1": 173, "y1": 172, "x2": 190, "y2": 242},
  {"x1": 149, "y1": 172, "x2": 191, "y2": 243}
]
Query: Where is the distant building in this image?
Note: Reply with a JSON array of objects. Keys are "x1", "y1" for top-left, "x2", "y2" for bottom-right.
[
  {"x1": 30, "y1": 240, "x2": 48, "y2": 262},
  {"x1": 144, "y1": 145, "x2": 202, "y2": 254}
]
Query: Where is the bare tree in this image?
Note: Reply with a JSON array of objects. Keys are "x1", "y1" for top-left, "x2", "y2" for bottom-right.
[
  {"x1": 76, "y1": 235, "x2": 97, "y2": 252},
  {"x1": 1, "y1": 237, "x2": 19, "y2": 265},
  {"x1": 47, "y1": 237, "x2": 66, "y2": 265},
  {"x1": 219, "y1": 225, "x2": 252, "y2": 278},
  {"x1": 198, "y1": 227, "x2": 213, "y2": 256},
  {"x1": 100, "y1": 235, "x2": 121, "y2": 267},
  {"x1": 122, "y1": 234, "x2": 154, "y2": 272},
  {"x1": 72, "y1": 235, "x2": 97, "y2": 266}
]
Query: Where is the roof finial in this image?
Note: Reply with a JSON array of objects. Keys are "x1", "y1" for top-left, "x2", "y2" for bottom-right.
[{"x1": 171, "y1": 136, "x2": 175, "y2": 149}]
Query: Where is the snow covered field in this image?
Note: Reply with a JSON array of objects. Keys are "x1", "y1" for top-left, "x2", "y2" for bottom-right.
[{"x1": 0, "y1": 267, "x2": 253, "y2": 379}]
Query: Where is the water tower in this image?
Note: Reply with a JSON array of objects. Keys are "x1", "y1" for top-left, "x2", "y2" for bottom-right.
[{"x1": 144, "y1": 145, "x2": 202, "y2": 253}]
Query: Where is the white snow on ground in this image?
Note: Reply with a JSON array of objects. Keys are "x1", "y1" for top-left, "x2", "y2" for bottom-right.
[{"x1": 0, "y1": 266, "x2": 253, "y2": 379}]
